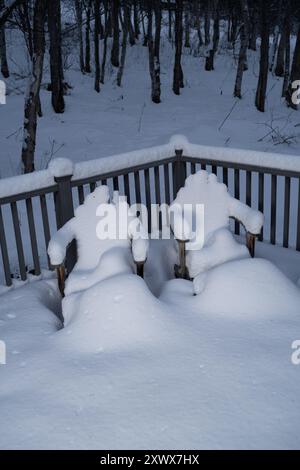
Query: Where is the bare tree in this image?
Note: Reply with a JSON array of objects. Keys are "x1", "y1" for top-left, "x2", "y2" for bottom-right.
[
  {"x1": 48, "y1": 0, "x2": 65, "y2": 113},
  {"x1": 205, "y1": 0, "x2": 219, "y2": 71},
  {"x1": 0, "y1": 0, "x2": 23, "y2": 28},
  {"x1": 234, "y1": 0, "x2": 249, "y2": 98},
  {"x1": 116, "y1": 0, "x2": 129, "y2": 87},
  {"x1": 101, "y1": 0, "x2": 109, "y2": 83},
  {"x1": 286, "y1": 24, "x2": 300, "y2": 109},
  {"x1": 74, "y1": 0, "x2": 85, "y2": 73},
  {"x1": 85, "y1": 0, "x2": 92, "y2": 73},
  {"x1": 173, "y1": 0, "x2": 183, "y2": 95},
  {"x1": 21, "y1": 0, "x2": 47, "y2": 173},
  {"x1": 0, "y1": 0, "x2": 10, "y2": 78},
  {"x1": 94, "y1": 0, "x2": 101, "y2": 92},
  {"x1": 255, "y1": 0, "x2": 270, "y2": 112},
  {"x1": 275, "y1": 30, "x2": 285, "y2": 77},
  {"x1": 111, "y1": 0, "x2": 119, "y2": 67},
  {"x1": 281, "y1": 2, "x2": 290, "y2": 98},
  {"x1": 148, "y1": 0, "x2": 161, "y2": 103}
]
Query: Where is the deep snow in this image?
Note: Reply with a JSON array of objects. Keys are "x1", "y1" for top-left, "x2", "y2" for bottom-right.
[{"x1": 0, "y1": 240, "x2": 300, "y2": 450}]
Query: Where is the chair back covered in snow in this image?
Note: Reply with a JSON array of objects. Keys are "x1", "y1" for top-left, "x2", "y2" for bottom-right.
[
  {"x1": 71, "y1": 186, "x2": 132, "y2": 271},
  {"x1": 173, "y1": 171, "x2": 231, "y2": 243}
]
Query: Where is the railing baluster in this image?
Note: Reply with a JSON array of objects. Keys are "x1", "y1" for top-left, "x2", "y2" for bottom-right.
[
  {"x1": 154, "y1": 166, "x2": 161, "y2": 230},
  {"x1": 154, "y1": 166, "x2": 161, "y2": 205},
  {"x1": 77, "y1": 185, "x2": 84, "y2": 205},
  {"x1": 101, "y1": 178, "x2": 107, "y2": 186},
  {"x1": 26, "y1": 198, "x2": 41, "y2": 276},
  {"x1": 11, "y1": 202, "x2": 27, "y2": 281},
  {"x1": 258, "y1": 173, "x2": 264, "y2": 241},
  {"x1": 89, "y1": 182, "x2": 96, "y2": 193},
  {"x1": 297, "y1": 178, "x2": 300, "y2": 251},
  {"x1": 172, "y1": 161, "x2": 177, "y2": 199},
  {"x1": 234, "y1": 169, "x2": 240, "y2": 235},
  {"x1": 124, "y1": 173, "x2": 130, "y2": 205},
  {"x1": 164, "y1": 164, "x2": 170, "y2": 205},
  {"x1": 223, "y1": 167, "x2": 228, "y2": 187},
  {"x1": 270, "y1": 174, "x2": 277, "y2": 245},
  {"x1": 113, "y1": 176, "x2": 119, "y2": 191},
  {"x1": 283, "y1": 176, "x2": 291, "y2": 248},
  {"x1": 40, "y1": 195, "x2": 52, "y2": 269},
  {"x1": 134, "y1": 171, "x2": 141, "y2": 204},
  {"x1": 191, "y1": 162, "x2": 196, "y2": 174},
  {"x1": 144, "y1": 169, "x2": 151, "y2": 232},
  {"x1": 246, "y1": 171, "x2": 252, "y2": 207},
  {"x1": 0, "y1": 205, "x2": 12, "y2": 286},
  {"x1": 212, "y1": 165, "x2": 217, "y2": 175}
]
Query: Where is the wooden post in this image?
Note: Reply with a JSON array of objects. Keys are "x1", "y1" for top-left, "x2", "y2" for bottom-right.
[
  {"x1": 54, "y1": 172, "x2": 77, "y2": 274},
  {"x1": 173, "y1": 148, "x2": 186, "y2": 196}
]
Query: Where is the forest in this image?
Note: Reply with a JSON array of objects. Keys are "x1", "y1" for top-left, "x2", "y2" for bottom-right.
[{"x1": 0, "y1": 0, "x2": 300, "y2": 173}]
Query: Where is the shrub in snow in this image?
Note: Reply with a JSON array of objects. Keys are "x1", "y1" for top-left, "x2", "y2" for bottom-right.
[{"x1": 171, "y1": 170, "x2": 263, "y2": 279}]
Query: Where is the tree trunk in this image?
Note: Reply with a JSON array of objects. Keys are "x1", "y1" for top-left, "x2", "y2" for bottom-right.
[
  {"x1": 234, "y1": 0, "x2": 249, "y2": 98},
  {"x1": 286, "y1": 25, "x2": 300, "y2": 109},
  {"x1": 205, "y1": 0, "x2": 219, "y2": 71},
  {"x1": 168, "y1": 0, "x2": 172, "y2": 41},
  {"x1": 74, "y1": 0, "x2": 84, "y2": 73},
  {"x1": 204, "y1": 4, "x2": 210, "y2": 46},
  {"x1": 94, "y1": 0, "x2": 101, "y2": 92},
  {"x1": 148, "y1": 0, "x2": 161, "y2": 103},
  {"x1": 173, "y1": 0, "x2": 183, "y2": 95},
  {"x1": 111, "y1": 0, "x2": 119, "y2": 67},
  {"x1": 282, "y1": 3, "x2": 290, "y2": 99},
  {"x1": 248, "y1": 3, "x2": 257, "y2": 51},
  {"x1": 21, "y1": 0, "x2": 47, "y2": 173},
  {"x1": 133, "y1": 0, "x2": 140, "y2": 39},
  {"x1": 0, "y1": 0, "x2": 9, "y2": 78},
  {"x1": 184, "y1": 7, "x2": 190, "y2": 48},
  {"x1": 85, "y1": 0, "x2": 92, "y2": 73},
  {"x1": 117, "y1": 2, "x2": 129, "y2": 87},
  {"x1": 269, "y1": 25, "x2": 280, "y2": 73},
  {"x1": 48, "y1": 0, "x2": 65, "y2": 113},
  {"x1": 195, "y1": 1, "x2": 203, "y2": 50},
  {"x1": 101, "y1": 1, "x2": 109, "y2": 84},
  {"x1": 255, "y1": 0, "x2": 269, "y2": 112},
  {"x1": 275, "y1": 31, "x2": 285, "y2": 77}
]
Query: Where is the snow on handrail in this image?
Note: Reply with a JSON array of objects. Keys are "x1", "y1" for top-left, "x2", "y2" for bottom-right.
[{"x1": 0, "y1": 135, "x2": 300, "y2": 200}]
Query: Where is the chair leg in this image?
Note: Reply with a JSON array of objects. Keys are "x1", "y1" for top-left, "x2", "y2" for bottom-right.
[
  {"x1": 56, "y1": 265, "x2": 66, "y2": 297},
  {"x1": 175, "y1": 239, "x2": 190, "y2": 280},
  {"x1": 246, "y1": 232, "x2": 256, "y2": 258}
]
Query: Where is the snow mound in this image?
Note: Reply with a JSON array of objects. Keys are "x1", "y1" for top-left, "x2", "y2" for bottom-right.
[
  {"x1": 161, "y1": 258, "x2": 300, "y2": 317},
  {"x1": 59, "y1": 274, "x2": 171, "y2": 353}
]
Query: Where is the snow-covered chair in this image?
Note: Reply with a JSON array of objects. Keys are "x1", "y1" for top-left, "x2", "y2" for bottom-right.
[
  {"x1": 48, "y1": 186, "x2": 149, "y2": 297},
  {"x1": 170, "y1": 170, "x2": 264, "y2": 280}
]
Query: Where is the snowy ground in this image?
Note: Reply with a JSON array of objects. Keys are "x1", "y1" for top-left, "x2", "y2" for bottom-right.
[
  {"x1": 1, "y1": 28, "x2": 300, "y2": 450},
  {"x1": 0, "y1": 240, "x2": 300, "y2": 450},
  {"x1": 1, "y1": 31, "x2": 300, "y2": 177}
]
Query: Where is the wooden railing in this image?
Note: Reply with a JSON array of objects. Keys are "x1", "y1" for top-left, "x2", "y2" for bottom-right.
[{"x1": 0, "y1": 137, "x2": 299, "y2": 287}]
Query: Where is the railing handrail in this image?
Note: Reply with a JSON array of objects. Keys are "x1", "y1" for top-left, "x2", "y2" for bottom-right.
[{"x1": 1, "y1": 135, "x2": 300, "y2": 203}]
